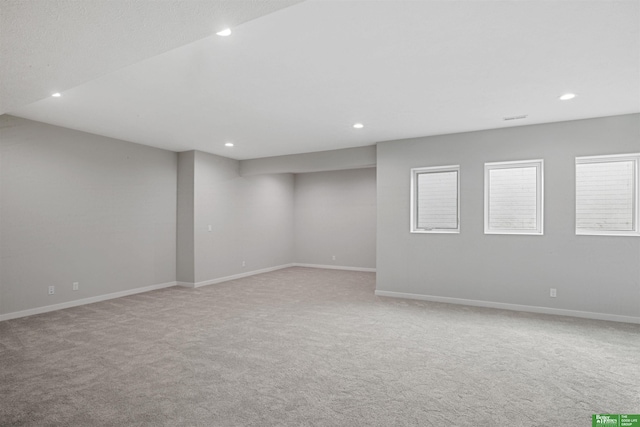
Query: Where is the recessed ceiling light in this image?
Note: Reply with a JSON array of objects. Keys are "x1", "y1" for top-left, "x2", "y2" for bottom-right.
[
  {"x1": 225, "y1": 142, "x2": 234, "y2": 147},
  {"x1": 51, "y1": 92, "x2": 61, "y2": 97},
  {"x1": 216, "y1": 28, "x2": 231, "y2": 37},
  {"x1": 353, "y1": 123, "x2": 364, "y2": 129},
  {"x1": 559, "y1": 93, "x2": 576, "y2": 101}
]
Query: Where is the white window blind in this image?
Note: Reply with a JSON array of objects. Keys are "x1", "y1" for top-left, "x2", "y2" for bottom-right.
[
  {"x1": 576, "y1": 154, "x2": 639, "y2": 236},
  {"x1": 485, "y1": 160, "x2": 543, "y2": 235},
  {"x1": 489, "y1": 167, "x2": 537, "y2": 230},
  {"x1": 417, "y1": 171, "x2": 458, "y2": 229},
  {"x1": 411, "y1": 165, "x2": 459, "y2": 233}
]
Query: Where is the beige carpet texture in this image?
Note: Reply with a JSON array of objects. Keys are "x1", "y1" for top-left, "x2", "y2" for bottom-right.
[{"x1": 1, "y1": 267, "x2": 638, "y2": 426}]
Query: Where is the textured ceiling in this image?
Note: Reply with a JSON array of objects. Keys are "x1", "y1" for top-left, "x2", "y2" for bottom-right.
[
  {"x1": 4, "y1": 0, "x2": 640, "y2": 160},
  {"x1": 0, "y1": 0, "x2": 303, "y2": 114}
]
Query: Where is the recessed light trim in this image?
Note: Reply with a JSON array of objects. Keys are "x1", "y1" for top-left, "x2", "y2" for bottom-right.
[
  {"x1": 559, "y1": 93, "x2": 576, "y2": 101},
  {"x1": 216, "y1": 28, "x2": 231, "y2": 37},
  {"x1": 353, "y1": 123, "x2": 364, "y2": 129},
  {"x1": 51, "y1": 92, "x2": 61, "y2": 97},
  {"x1": 225, "y1": 142, "x2": 234, "y2": 147}
]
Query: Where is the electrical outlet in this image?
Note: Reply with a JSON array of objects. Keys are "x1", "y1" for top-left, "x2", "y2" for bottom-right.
[
  {"x1": 550, "y1": 288, "x2": 557, "y2": 298},
  {"x1": 332, "y1": 255, "x2": 336, "y2": 261},
  {"x1": 48, "y1": 286, "x2": 55, "y2": 295},
  {"x1": 208, "y1": 225, "x2": 212, "y2": 232},
  {"x1": 73, "y1": 282, "x2": 79, "y2": 291},
  {"x1": 242, "y1": 261, "x2": 246, "y2": 267}
]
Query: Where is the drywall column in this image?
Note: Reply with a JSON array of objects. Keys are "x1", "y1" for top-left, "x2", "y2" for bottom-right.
[
  {"x1": 176, "y1": 151, "x2": 195, "y2": 284},
  {"x1": 176, "y1": 150, "x2": 295, "y2": 287}
]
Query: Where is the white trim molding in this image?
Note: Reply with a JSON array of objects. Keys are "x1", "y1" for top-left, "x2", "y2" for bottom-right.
[
  {"x1": 0, "y1": 264, "x2": 376, "y2": 322},
  {"x1": 374, "y1": 290, "x2": 640, "y2": 325},
  {"x1": 293, "y1": 263, "x2": 376, "y2": 272},
  {"x1": 484, "y1": 159, "x2": 544, "y2": 235},
  {"x1": 0, "y1": 281, "x2": 177, "y2": 322},
  {"x1": 575, "y1": 152, "x2": 640, "y2": 237},
  {"x1": 410, "y1": 164, "x2": 461, "y2": 234},
  {"x1": 177, "y1": 264, "x2": 296, "y2": 288}
]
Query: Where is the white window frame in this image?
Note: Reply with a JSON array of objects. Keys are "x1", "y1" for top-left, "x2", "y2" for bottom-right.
[
  {"x1": 484, "y1": 159, "x2": 544, "y2": 235},
  {"x1": 575, "y1": 153, "x2": 640, "y2": 237},
  {"x1": 410, "y1": 165, "x2": 460, "y2": 234}
]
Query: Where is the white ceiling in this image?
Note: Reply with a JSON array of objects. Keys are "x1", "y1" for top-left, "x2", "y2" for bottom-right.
[
  {"x1": 0, "y1": 0, "x2": 302, "y2": 114},
  {"x1": 4, "y1": 0, "x2": 639, "y2": 160}
]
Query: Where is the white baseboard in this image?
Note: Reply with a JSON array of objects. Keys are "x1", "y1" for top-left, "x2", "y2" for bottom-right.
[
  {"x1": 293, "y1": 263, "x2": 376, "y2": 273},
  {"x1": 176, "y1": 281, "x2": 196, "y2": 288},
  {"x1": 177, "y1": 263, "x2": 296, "y2": 288},
  {"x1": 374, "y1": 290, "x2": 640, "y2": 325},
  {"x1": 0, "y1": 264, "x2": 372, "y2": 321},
  {"x1": 0, "y1": 281, "x2": 177, "y2": 322}
]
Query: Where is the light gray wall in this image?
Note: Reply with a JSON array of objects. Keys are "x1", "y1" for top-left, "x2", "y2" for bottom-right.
[
  {"x1": 240, "y1": 146, "x2": 376, "y2": 176},
  {"x1": 294, "y1": 168, "x2": 376, "y2": 269},
  {"x1": 377, "y1": 114, "x2": 640, "y2": 318},
  {"x1": 0, "y1": 115, "x2": 177, "y2": 315},
  {"x1": 176, "y1": 151, "x2": 195, "y2": 283},
  {"x1": 192, "y1": 150, "x2": 294, "y2": 283}
]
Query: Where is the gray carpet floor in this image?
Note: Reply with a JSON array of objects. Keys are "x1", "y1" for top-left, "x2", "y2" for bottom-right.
[{"x1": 1, "y1": 267, "x2": 638, "y2": 426}]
